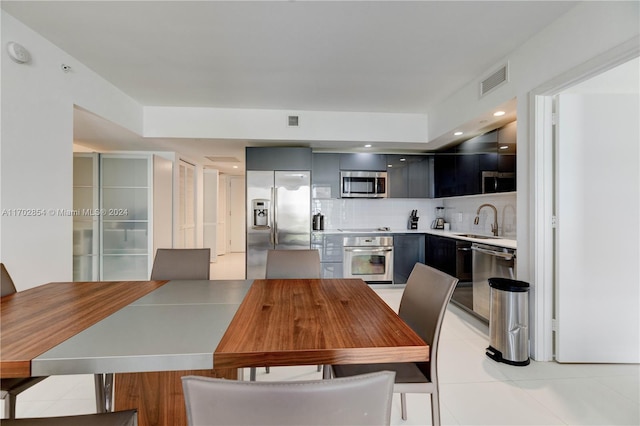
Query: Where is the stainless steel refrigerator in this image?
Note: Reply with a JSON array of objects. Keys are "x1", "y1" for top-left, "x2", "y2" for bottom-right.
[{"x1": 246, "y1": 170, "x2": 311, "y2": 279}]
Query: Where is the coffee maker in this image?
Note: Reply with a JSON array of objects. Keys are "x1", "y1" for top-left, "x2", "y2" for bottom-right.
[{"x1": 432, "y1": 206, "x2": 446, "y2": 229}]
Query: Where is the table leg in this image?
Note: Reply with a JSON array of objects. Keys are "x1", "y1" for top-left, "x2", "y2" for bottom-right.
[
  {"x1": 94, "y1": 373, "x2": 113, "y2": 413},
  {"x1": 322, "y1": 365, "x2": 332, "y2": 380},
  {"x1": 114, "y1": 369, "x2": 237, "y2": 426}
]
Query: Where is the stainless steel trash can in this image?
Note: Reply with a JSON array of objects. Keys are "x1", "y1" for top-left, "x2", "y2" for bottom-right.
[{"x1": 486, "y1": 278, "x2": 530, "y2": 366}]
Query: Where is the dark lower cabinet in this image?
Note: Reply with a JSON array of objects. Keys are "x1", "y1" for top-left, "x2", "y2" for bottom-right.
[
  {"x1": 393, "y1": 234, "x2": 425, "y2": 284},
  {"x1": 425, "y1": 234, "x2": 457, "y2": 277},
  {"x1": 426, "y1": 234, "x2": 474, "y2": 313}
]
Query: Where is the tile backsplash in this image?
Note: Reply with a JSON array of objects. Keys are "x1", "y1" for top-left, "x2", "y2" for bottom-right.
[
  {"x1": 440, "y1": 192, "x2": 517, "y2": 238},
  {"x1": 313, "y1": 192, "x2": 516, "y2": 238}
]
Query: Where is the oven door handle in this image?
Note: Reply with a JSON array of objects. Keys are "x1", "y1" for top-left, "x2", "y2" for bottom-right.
[{"x1": 344, "y1": 248, "x2": 393, "y2": 253}]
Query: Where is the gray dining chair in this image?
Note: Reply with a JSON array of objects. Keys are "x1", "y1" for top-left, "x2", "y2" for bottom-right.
[
  {"x1": 265, "y1": 249, "x2": 321, "y2": 279},
  {"x1": 1, "y1": 263, "x2": 48, "y2": 420},
  {"x1": 182, "y1": 371, "x2": 395, "y2": 426},
  {"x1": 150, "y1": 248, "x2": 211, "y2": 280},
  {"x1": 252, "y1": 249, "x2": 322, "y2": 380},
  {"x1": 0, "y1": 409, "x2": 137, "y2": 426},
  {"x1": 331, "y1": 263, "x2": 458, "y2": 425}
]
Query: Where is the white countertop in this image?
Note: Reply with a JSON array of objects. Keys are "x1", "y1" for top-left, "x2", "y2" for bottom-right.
[{"x1": 313, "y1": 228, "x2": 517, "y2": 250}]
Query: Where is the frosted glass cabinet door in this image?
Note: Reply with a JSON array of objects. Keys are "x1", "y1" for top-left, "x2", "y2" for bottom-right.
[
  {"x1": 73, "y1": 255, "x2": 99, "y2": 282},
  {"x1": 73, "y1": 154, "x2": 99, "y2": 281},
  {"x1": 101, "y1": 157, "x2": 148, "y2": 187},
  {"x1": 102, "y1": 255, "x2": 148, "y2": 281},
  {"x1": 102, "y1": 188, "x2": 149, "y2": 220},
  {"x1": 102, "y1": 222, "x2": 149, "y2": 254},
  {"x1": 100, "y1": 155, "x2": 152, "y2": 281},
  {"x1": 73, "y1": 153, "x2": 153, "y2": 281}
]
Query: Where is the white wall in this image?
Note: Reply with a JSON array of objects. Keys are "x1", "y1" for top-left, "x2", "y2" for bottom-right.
[
  {"x1": 1, "y1": 11, "x2": 143, "y2": 289},
  {"x1": 144, "y1": 106, "x2": 428, "y2": 143}
]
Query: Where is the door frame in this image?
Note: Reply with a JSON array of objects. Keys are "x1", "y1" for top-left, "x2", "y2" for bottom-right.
[{"x1": 529, "y1": 38, "x2": 639, "y2": 361}]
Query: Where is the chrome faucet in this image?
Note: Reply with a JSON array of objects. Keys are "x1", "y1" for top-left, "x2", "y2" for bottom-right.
[{"x1": 474, "y1": 203, "x2": 499, "y2": 236}]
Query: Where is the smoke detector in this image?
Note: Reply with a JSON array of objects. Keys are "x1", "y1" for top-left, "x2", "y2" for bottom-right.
[{"x1": 7, "y1": 42, "x2": 31, "y2": 64}]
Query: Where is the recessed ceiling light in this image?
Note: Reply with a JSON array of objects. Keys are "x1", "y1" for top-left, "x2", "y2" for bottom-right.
[
  {"x1": 388, "y1": 164, "x2": 393, "y2": 168},
  {"x1": 493, "y1": 111, "x2": 506, "y2": 117},
  {"x1": 364, "y1": 144, "x2": 372, "y2": 148},
  {"x1": 499, "y1": 145, "x2": 509, "y2": 150},
  {"x1": 400, "y1": 158, "x2": 406, "y2": 161},
  {"x1": 233, "y1": 165, "x2": 239, "y2": 168},
  {"x1": 454, "y1": 131, "x2": 463, "y2": 136}
]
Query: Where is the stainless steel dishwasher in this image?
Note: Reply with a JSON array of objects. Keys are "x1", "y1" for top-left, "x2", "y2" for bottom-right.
[{"x1": 471, "y1": 243, "x2": 516, "y2": 321}]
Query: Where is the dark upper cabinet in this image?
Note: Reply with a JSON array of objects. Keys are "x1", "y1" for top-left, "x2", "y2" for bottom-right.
[
  {"x1": 339, "y1": 153, "x2": 387, "y2": 171},
  {"x1": 246, "y1": 147, "x2": 312, "y2": 171},
  {"x1": 387, "y1": 155, "x2": 431, "y2": 198},
  {"x1": 433, "y1": 122, "x2": 516, "y2": 197},
  {"x1": 312, "y1": 153, "x2": 341, "y2": 198},
  {"x1": 433, "y1": 154, "x2": 457, "y2": 198},
  {"x1": 497, "y1": 120, "x2": 517, "y2": 174}
]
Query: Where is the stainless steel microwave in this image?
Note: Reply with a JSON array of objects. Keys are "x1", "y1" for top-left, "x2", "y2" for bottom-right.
[
  {"x1": 340, "y1": 171, "x2": 388, "y2": 198},
  {"x1": 482, "y1": 171, "x2": 516, "y2": 193}
]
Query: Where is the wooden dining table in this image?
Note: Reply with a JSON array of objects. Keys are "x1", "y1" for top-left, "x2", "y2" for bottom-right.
[
  {"x1": 1, "y1": 277, "x2": 428, "y2": 426},
  {"x1": 214, "y1": 278, "x2": 429, "y2": 372}
]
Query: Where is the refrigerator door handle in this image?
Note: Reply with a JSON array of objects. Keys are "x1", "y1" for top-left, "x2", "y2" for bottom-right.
[
  {"x1": 272, "y1": 186, "x2": 279, "y2": 245},
  {"x1": 269, "y1": 187, "x2": 275, "y2": 245}
]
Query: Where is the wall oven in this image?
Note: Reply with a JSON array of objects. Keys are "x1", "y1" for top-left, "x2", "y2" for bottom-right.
[
  {"x1": 340, "y1": 171, "x2": 387, "y2": 198},
  {"x1": 343, "y1": 236, "x2": 393, "y2": 284}
]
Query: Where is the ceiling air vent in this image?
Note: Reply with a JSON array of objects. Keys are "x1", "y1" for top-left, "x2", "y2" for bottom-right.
[
  {"x1": 480, "y1": 63, "x2": 509, "y2": 97},
  {"x1": 288, "y1": 115, "x2": 299, "y2": 127}
]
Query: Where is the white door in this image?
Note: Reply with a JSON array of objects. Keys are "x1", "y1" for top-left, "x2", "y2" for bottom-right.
[
  {"x1": 555, "y1": 92, "x2": 639, "y2": 362},
  {"x1": 203, "y1": 169, "x2": 219, "y2": 261},
  {"x1": 217, "y1": 174, "x2": 228, "y2": 256},
  {"x1": 178, "y1": 161, "x2": 196, "y2": 248},
  {"x1": 230, "y1": 176, "x2": 246, "y2": 253}
]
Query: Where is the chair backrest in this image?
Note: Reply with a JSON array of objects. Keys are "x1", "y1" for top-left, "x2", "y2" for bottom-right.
[
  {"x1": 265, "y1": 249, "x2": 321, "y2": 279},
  {"x1": 1, "y1": 263, "x2": 17, "y2": 297},
  {"x1": 150, "y1": 249, "x2": 211, "y2": 280},
  {"x1": 182, "y1": 371, "x2": 395, "y2": 426},
  {"x1": 398, "y1": 263, "x2": 458, "y2": 381},
  {"x1": 0, "y1": 409, "x2": 137, "y2": 425}
]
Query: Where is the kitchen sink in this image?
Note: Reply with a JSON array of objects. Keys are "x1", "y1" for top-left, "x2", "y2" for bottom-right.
[{"x1": 455, "y1": 233, "x2": 498, "y2": 239}]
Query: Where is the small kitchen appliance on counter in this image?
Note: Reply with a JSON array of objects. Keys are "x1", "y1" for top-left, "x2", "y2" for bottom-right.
[
  {"x1": 432, "y1": 206, "x2": 446, "y2": 229},
  {"x1": 312, "y1": 212, "x2": 325, "y2": 230},
  {"x1": 408, "y1": 210, "x2": 419, "y2": 230}
]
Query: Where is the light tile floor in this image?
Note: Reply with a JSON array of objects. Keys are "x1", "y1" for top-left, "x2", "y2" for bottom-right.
[{"x1": 3, "y1": 252, "x2": 639, "y2": 425}]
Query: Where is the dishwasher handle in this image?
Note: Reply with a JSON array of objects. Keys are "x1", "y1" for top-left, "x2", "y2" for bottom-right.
[{"x1": 471, "y1": 245, "x2": 515, "y2": 260}]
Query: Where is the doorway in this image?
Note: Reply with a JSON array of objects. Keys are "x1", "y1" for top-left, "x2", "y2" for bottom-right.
[{"x1": 533, "y1": 53, "x2": 639, "y2": 362}]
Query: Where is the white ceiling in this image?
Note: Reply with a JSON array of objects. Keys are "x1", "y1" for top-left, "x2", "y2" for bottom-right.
[{"x1": 3, "y1": 1, "x2": 579, "y2": 174}]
